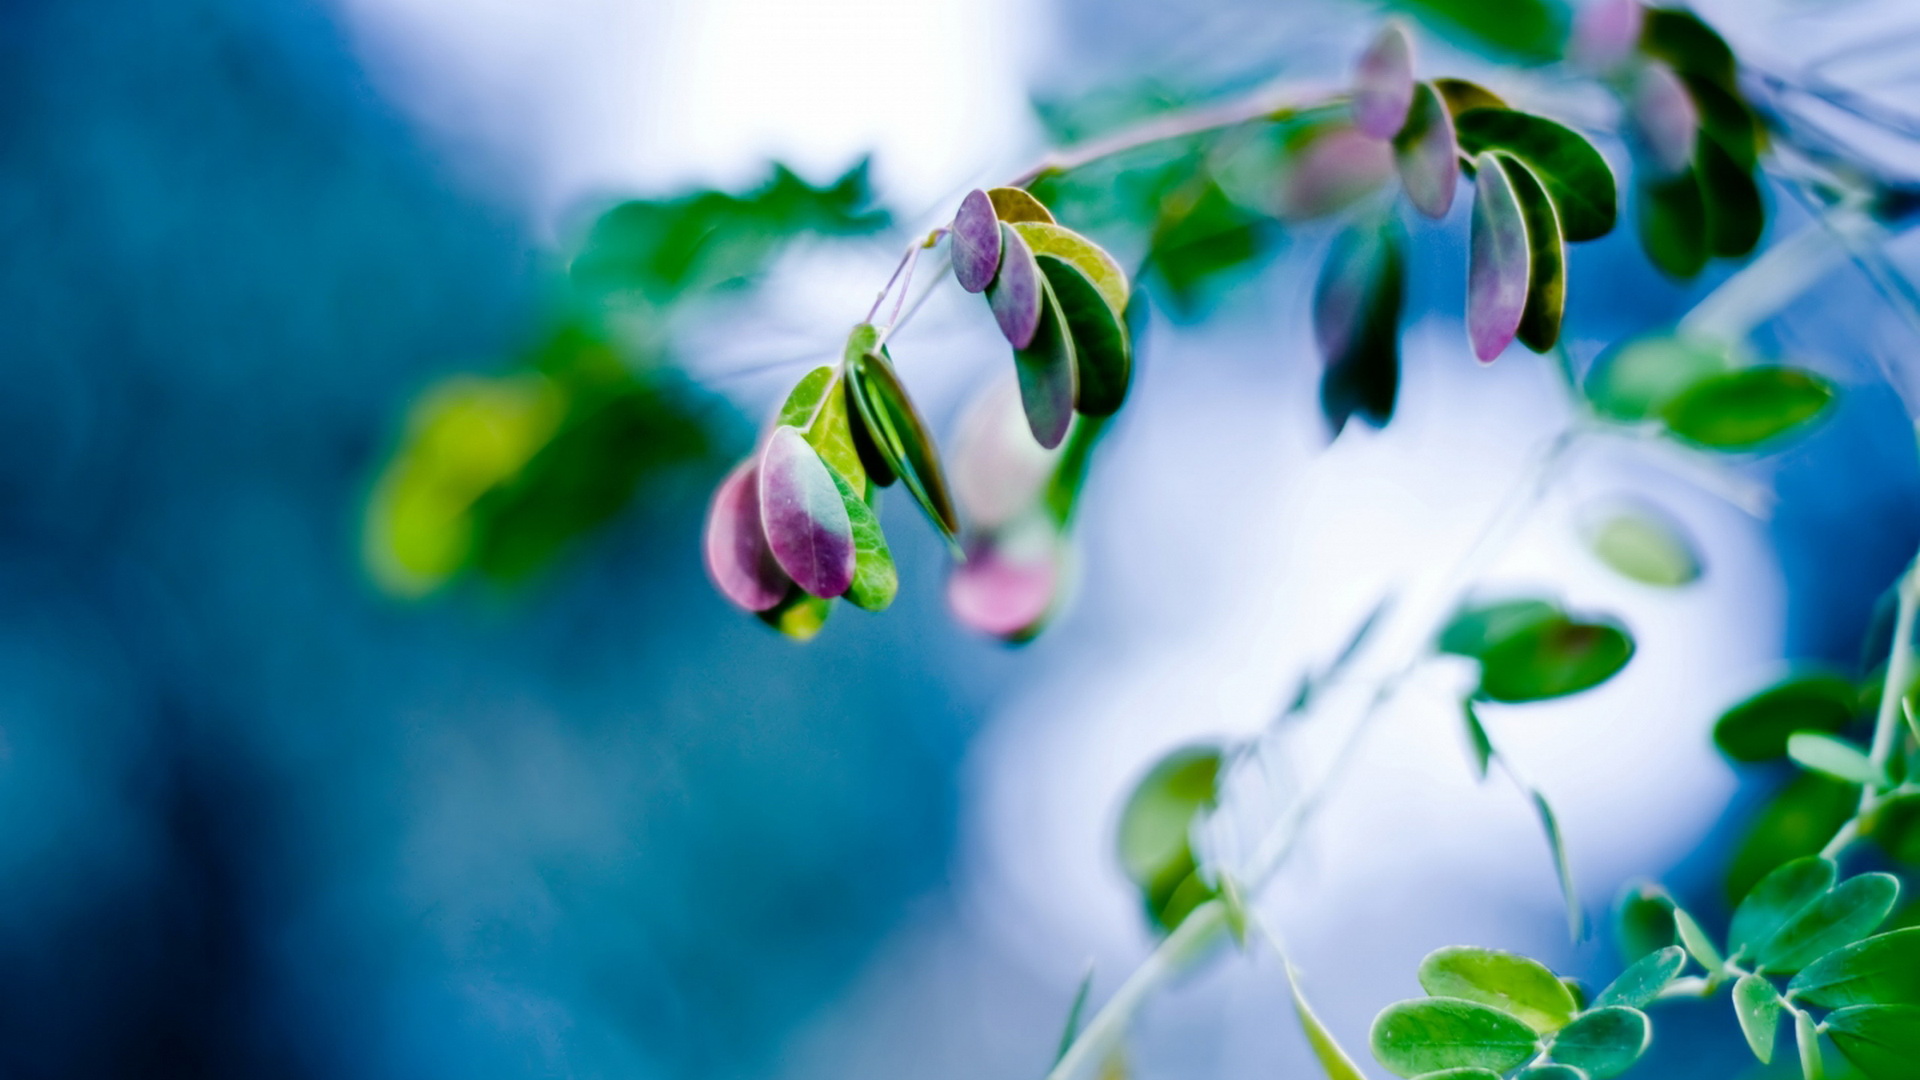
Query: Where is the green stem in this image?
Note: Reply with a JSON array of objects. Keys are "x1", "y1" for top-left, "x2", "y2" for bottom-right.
[{"x1": 1820, "y1": 554, "x2": 1920, "y2": 860}]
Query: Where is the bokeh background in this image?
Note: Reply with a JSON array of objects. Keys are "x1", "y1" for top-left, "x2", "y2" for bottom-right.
[{"x1": 4, "y1": 0, "x2": 1920, "y2": 1076}]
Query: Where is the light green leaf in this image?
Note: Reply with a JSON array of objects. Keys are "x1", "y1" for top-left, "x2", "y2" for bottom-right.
[
  {"x1": 776, "y1": 366, "x2": 836, "y2": 428},
  {"x1": 1732, "y1": 972, "x2": 1782, "y2": 1064},
  {"x1": 1673, "y1": 906, "x2": 1725, "y2": 974},
  {"x1": 757, "y1": 589, "x2": 832, "y2": 641},
  {"x1": 1583, "y1": 335, "x2": 1730, "y2": 423},
  {"x1": 1758, "y1": 872, "x2": 1901, "y2": 974},
  {"x1": 1714, "y1": 675, "x2": 1858, "y2": 763},
  {"x1": 1583, "y1": 504, "x2": 1701, "y2": 587},
  {"x1": 1010, "y1": 220, "x2": 1129, "y2": 315},
  {"x1": 1594, "y1": 946, "x2": 1686, "y2": 1009},
  {"x1": 1545, "y1": 1007, "x2": 1649, "y2": 1079},
  {"x1": 1789, "y1": 928, "x2": 1920, "y2": 1008},
  {"x1": 1369, "y1": 998, "x2": 1541, "y2": 1078},
  {"x1": 1532, "y1": 791, "x2": 1583, "y2": 939},
  {"x1": 1461, "y1": 699, "x2": 1494, "y2": 780},
  {"x1": 1417, "y1": 947, "x2": 1579, "y2": 1033},
  {"x1": 804, "y1": 369, "x2": 868, "y2": 495},
  {"x1": 1660, "y1": 366, "x2": 1836, "y2": 451},
  {"x1": 1824, "y1": 1004, "x2": 1920, "y2": 1080},
  {"x1": 1793, "y1": 1007, "x2": 1822, "y2": 1080},
  {"x1": 1787, "y1": 732, "x2": 1883, "y2": 787},
  {"x1": 1455, "y1": 109, "x2": 1617, "y2": 242},
  {"x1": 825, "y1": 466, "x2": 896, "y2": 611},
  {"x1": 1731, "y1": 856, "x2": 1837, "y2": 960},
  {"x1": 987, "y1": 186, "x2": 1055, "y2": 224},
  {"x1": 1117, "y1": 746, "x2": 1222, "y2": 933},
  {"x1": 1477, "y1": 615, "x2": 1634, "y2": 703},
  {"x1": 1287, "y1": 961, "x2": 1372, "y2": 1080}
]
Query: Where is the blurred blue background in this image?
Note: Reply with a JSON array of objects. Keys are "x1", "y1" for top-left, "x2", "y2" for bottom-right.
[{"x1": 3, "y1": 0, "x2": 1920, "y2": 1077}]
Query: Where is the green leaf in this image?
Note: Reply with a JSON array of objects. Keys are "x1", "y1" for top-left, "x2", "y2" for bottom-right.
[
  {"x1": 1433, "y1": 78, "x2": 1507, "y2": 117},
  {"x1": 846, "y1": 335, "x2": 961, "y2": 540},
  {"x1": 1440, "y1": 599, "x2": 1561, "y2": 659},
  {"x1": 1660, "y1": 367, "x2": 1836, "y2": 451},
  {"x1": 1515, "y1": 1067, "x2": 1587, "y2": 1080},
  {"x1": 1495, "y1": 153, "x2": 1567, "y2": 353},
  {"x1": 1015, "y1": 275, "x2": 1080, "y2": 450},
  {"x1": 1595, "y1": 946, "x2": 1687, "y2": 1009},
  {"x1": 1056, "y1": 966, "x2": 1095, "y2": 1063},
  {"x1": 1732, "y1": 856, "x2": 1838, "y2": 960},
  {"x1": 1117, "y1": 746, "x2": 1222, "y2": 932},
  {"x1": 987, "y1": 186, "x2": 1055, "y2": 224},
  {"x1": 1789, "y1": 928, "x2": 1920, "y2": 1008},
  {"x1": 1044, "y1": 415, "x2": 1110, "y2": 527},
  {"x1": 1824, "y1": 1004, "x2": 1920, "y2": 1080},
  {"x1": 1388, "y1": 0, "x2": 1565, "y2": 62},
  {"x1": 1582, "y1": 504, "x2": 1702, "y2": 587},
  {"x1": 1477, "y1": 616, "x2": 1635, "y2": 703},
  {"x1": 1636, "y1": 169, "x2": 1710, "y2": 279},
  {"x1": 1673, "y1": 905, "x2": 1725, "y2": 974},
  {"x1": 1036, "y1": 254, "x2": 1132, "y2": 418},
  {"x1": 1787, "y1": 732, "x2": 1883, "y2": 787},
  {"x1": 1546, "y1": 1007, "x2": 1649, "y2": 1079},
  {"x1": 1417, "y1": 947, "x2": 1580, "y2": 1033},
  {"x1": 1639, "y1": 8, "x2": 1736, "y2": 90},
  {"x1": 1865, "y1": 793, "x2": 1920, "y2": 865},
  {"x1": 757, "y1": 588, "x2": 832, "y2": 641},
  {"x1": 1010, "y1": 221, "x2": 1129, "y2": 316},
  {"x1": 1793, "y1": 1008, "x2": 1823, "y2": 1080},
  {"x1": 1758, "y1": 873, "x2": 1901, "y2": 974},
  {"x1": 1369, "y1": 998, "x2": 1541, "y2": 1077},
  {"x1": 776, "y1": 366, "x2": 837, "y2": 429},
  {"x1": 1286, "y1": 961, "x2": 1371, "y2": 1080},
  {"x1": 1584, "y1": 335, "x2": 1731, "y2": 423},
  {"x1": 825, "y1": 466, "x2": 896, "y2": 611},
  {"x1": 1714, "y1": 675, "x2": 1859, "y2": 763},
  {"x1": 1455, "y1": 110, "x2": 1617, "y2": 242},
  {"x1": 1732, "y1": 972, "x2": 1782, "y2": 1064},
  {"x1": 1698, "y1": 134, "x2": 1764, "y2": 259},
  {"x1": 1532, "y1": 790, "x2": 1584, "y2": 939},
  {"x1": 1614, "y1": 884, "x2": 1677, "y2": 963},
  {"x1": 1461, "y1": 699, "x2": 1495, "y2": 780},
  {"x1": 1316, "y1": 220, "x2": 1405, "y2": 433},
  {"x1": 1685, "y1": 77, "x2": 1763, "y2": 169}
]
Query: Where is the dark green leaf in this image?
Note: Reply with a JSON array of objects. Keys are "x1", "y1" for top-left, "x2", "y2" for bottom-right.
[
  {"x1": 1037, "y1": 254, "x2": 1132, "y2": 418},
  {"x1": 1865, "y1": 793, "x2": 1920, "y2": 865},
  {"x1": 1477, "y1": 616, "x2": 1635, "y2": 703},
  {"x1": 1713, "y1": 674, "x2": 1858, "y2": 763},
  {"x1": 1684, "y1": 76, "x2": 1764, "y2": 170},
  {"x1": 1316, "y1": 220, "x2": 1405, "y2": 432},
  {"x1": 1462, "y1": 699, "x2": 1495, "y2": 780},
  {"x1": 1496, "y1": 153, "x2": 1567, "y2": 352},
  {"x1": 1825, "y1": 1004, "x2": 1920, "y2": 1080},
  {"x1": 1698, "y1": 134, "x2": 1764, "y2": 258},
  {"x1": 1636, "y1": 169, "x2": 1709, "y2": 279},
  {"x1": 1369, "y1": 998, "x2": 1541, "y2": 1077},
  {"x1": 1433, "y1": 78, "x2": 1507, "y2": 117},
  {"x1": 1417, "y1": 947, "x2": 1579, "y2": 1033},
  {"x1": 1595, "y1": 946, "x2": 1687, "y2": 1009},
  {"x1": 1145, "y1": 170, "x2": 1273, "y2": 316},
  {"x1": 847, "y1": 339, "x2": 961, "y2": 539},
  {"x1": 1614, "y1": 883, "x2": 1677, "y2": 963},
  {"x1": 1546, "y1": 1007, "x2": 1649, "y2": 1079},
  {"x1": 1388, "y1": 0, "x2": 1565, "y2": 62},
  {"x1": 1790, "y1": 928, "x2": 1920, "y2": 1008},
  {"x1": 1640, "y1": 9, "x2": 1736, "y2": 91},
  {"x1": 1584, "y1": 335, "x2": 1730, "y2": 422},
  {"x1": 1731, "y1": 856, "x2": 1837, "y2": 960},
  {"x1": 1660, "y1": 366, "x2": 1836, "y2": 450},
  {"x1": 1014, "y1": 276, "x2": 1079, "y2": 450},
  {"x1": 1456, "y1": 110, "x2": 1617, "y2": 241},
  {"x1": 1726, "y1": 773, "x2": 1858, "y2": 902},
  {"x1": 825, "y1": 466, "x2": 896, "y2": 611},
  {"x1": 1117, "y1": 746, "x2": 1222, "y2": 932},
  {"x1": 1395, "y1": 82, "x2": 1460, "y2": 219},
  {"x1": 1732, "y1": 973, "x2": 1781, "y2": 1064},
  {"x1": 1758, "y1": 872, "x2": 1901, "y2": 974},
  {"x1": 1439, "y1": 599, "x2": 1558, "y2": 659},
  {"x1": 1467, "y1": 150, "x2": 1531, "y2": 361},
  {"x1": 1787, "y1": 732, "x2": 1884, "y2": 787},
  {"x1": 1044, "y1": 415, "x2": 1110, "y2": 527}
]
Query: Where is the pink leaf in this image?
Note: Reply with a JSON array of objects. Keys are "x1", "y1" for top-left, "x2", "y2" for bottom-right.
[
  {"x1": 950, "y1": 189, "x2": 1001, "y2": 293},
  {"x1": 1467, "y1": 152, "x2": 1531, "y2": 362},
  {"x1": 1352, "y1": 22, "x2": 1416, "y2": 139},
  {"x1": 757, "y1": 426, "x2": 855, "y2": 598},
  {"x1": 703, "y1": 460, "x2": 790, "y2": 612}
]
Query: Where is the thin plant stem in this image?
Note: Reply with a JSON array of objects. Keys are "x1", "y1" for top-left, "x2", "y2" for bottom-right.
[{"x1": 1822, "y1": 554, "x2": 1920, "y2": 859}]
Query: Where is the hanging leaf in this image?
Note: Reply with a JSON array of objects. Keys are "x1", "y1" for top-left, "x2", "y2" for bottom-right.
[
  {"x1": 1440, "y1": 599, "x2": 1559, "y2": 659},
  {"x1": 1316, "y1": 220, "x2": 1406, "y2": 433},
  {"x1": 951, "y1": 188, "x2": 1003, "y2": 293},
  {"x1": 1455, "y1": 110, "x2": 1617, "y2": 241},
  {"x1": 1532, "y1": 790, "x2": 1584, "y2": 939},
  {"x1": 1116, "y1": 745, "x2": 1222, "y2": 932},
  {"x1": 948, "y1": 519, "x2": 1063, "y2": 643},
  {"x1": 1416, "y1": 947, "x2": 1580, "y2": 1033},
  {"x1": 1594, "y1": 946, "x2": 1686, "y2": 1009},
  {"x1": 1055, "y1": 967, "x2": 1096, "y2": 1063},
  {"x1": 1614, "y1": 883, "x2": 1677, "y2": 963},
  {"x1": 1433, "y1": 78, "x2": 1507, "y2": 117},
  {"x1": 1353, "y1": 21, "x2": 1417, "y2": 139},
  {"x1": 1686, "y1": 77, "x2": 1764, "y2": 170},
  {"x1": 1495, "y1": 153, "x2": 1567, "y2": 352},
  {"x1": 1714, "y1": 674, "x2": 1858, "y2": 764},
  {"x1": 1732, "y1": 973, "x2": 1781, "y2": 1064},
  {"x1": 1037, "y1": 254, "x2": 1132, "y2": 417},
  {"x1": 990, "y1": 223, "x2": 1046, "y2": 349},
  {"x1": 1010, "y1": 221, "x2": 1130, "y2": 315},
  {"x1": 1627, "y1": 62, "x2": 1699, "y2": 175},
  {"x1": 1546, "y1": 1007, "x2": 1649, "y2": 1079},
  {"x1": 757, "y1": 588, "x2": 832, "y2": 641},
  {"x1": 1865, "y1": 793, "x2": 1920, "y2": 865},
  {"x1": 1582, "y1": 502, "x2": 1702, "y2": 587},
  {"x1": 1793, "y1": 1010, "x2": 1823, "y2": 1080},
  {"x1": 825, "y1": 467, "x2": 896, "y2": 612},
  {"x1": 1476, "y1": 614, "x2": 1635, "y2": 702},
  {"x1": 704, "y1": 461, "x2": 791, "y2": 612},
  {"x1": 774, "y1": 365, "x2": 870, "y2": 496},
  {"x1": 1467, "y1": 150, "x2": 1532, "y2": 362},
  {"x1": 1015, "y1": 278, "x2": 1080, "y2": 450},
  {"x1": 1461, "y1": 699, "x2": 1495, "y2": 779},
  {"x1": 758, "y1": 426, "x2": 856, "y2": 598},
  {"x1": 1787, "y1": 732, "x2": 1883, "y2": 787},
  {"x1": 1790, "y1": 928, "x2": 1920, "y2": 1008},
  {"x1": 1395, "y1": 81, "x2": 1461, "y2": 218},
  {"x1": 1286, "y1": 961, "x2": 1371, "y2": 1080},
  {"x1": 988, "y1": 186, "x2": 1056, "y2": 224},
  {"x1": 1638, "y1": 7, "x2": 1736, "y2": 90},
  {"x1": 1583, "y1": 335, "x2": 1731, "y2": 423},
  {"x1": 846, "y1": 339, "x2": 961, "y2": 539},
  {"x1": 1636, "y1": 170, "x2": 1710, "y2": 279},
  {"x1": 1824, "y1": 1004, "x2": 1920, "y2": 1080},
  {"x1": 1660, "y1": 366, "x2": 1836, "y2": 450},
  {"x1": 1732, "y1": 856, "x2": 1838, "y2": 959},
  {"x1": 1698, "y1": 134, "x2": 1765, "y2": 259},
  {"x1": 1758, "y1": 872, "x2": 1901, "y2": 974},
  {"x1": 1369, "y1": 998, "x2": 1541, "y2": 1077}
]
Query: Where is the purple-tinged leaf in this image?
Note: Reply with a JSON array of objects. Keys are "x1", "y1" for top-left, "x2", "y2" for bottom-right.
[
  {"x1": 1278, "y1": 125, "x2": 1395, "y2": 221},
  {"x1": 704, "y1": 460, "x2": 790, "y2": 612},
  {"x1": 947, "y1": 520, "x2": 1061, "y2": 643},
  {"x1": 1629, "y1": 62, "x2": 1699, "y2": 175},
  {"x1": 757, "y1": 426, "x2": 855, "y2": 598},
  {"x1": 1570, "y1": 0, "x2": 1644, "y2": 73},
  {"x1": 987, "y1": 186, "x2": 1055, "y2": 224},
  {"x1": 1015, "y1": 279, "x2": 1078, "y2": 449},
  {"x1": 989, "y1": 222, "x2": 1044, "y2": 349},
  {"x1": 951, "y1": 377, "x2": 1060, "y2": 533},
  {"x1": 1467, "y1": 151, "x2": 1531, "y2": 362},
  {"x1": 950, "y1": 189, "x2": 1001, "y2": 293},
  {"x1": 1352, "y1": 22, "x2": 1416, "y2": 139},
  {"x1": 1394, "y1": 81, "x2": 1459, "y2": 219}
]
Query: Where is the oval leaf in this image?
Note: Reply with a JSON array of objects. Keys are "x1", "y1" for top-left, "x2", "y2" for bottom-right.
[
  {"x1": 1594, "y1": 946, "x2": 1686, "y2": 1009},
  {"x1": 842, "y1": 325, "x2": 898, "y2": 487},
  {"x1": 1417, "y1": 947, "x2": 1579, "y2": 1033},
  {"x1": 1279, "y1": 123, "x2": 1397, "y2": 221},
  {"x1": 1011, "y1": 220, "x2": 1129, "y2": 315},
  {"x1": 1467, "y1": 151, "x2": 1530, "y2": 362},
  {"x1": 950, "y1": 188, "x2": 1002, "y2": 293},
  {"x1": 1584, "y1": 335, "x2": 1731, "y2": 422},
  {"x1": 1788, "y1": 731, "x2": 1881, "y2": 787},
  {"x1": 847, "y1": 345, "x2": 961, "y2": 539},
  {"x1": 1582, "y1": 503, "x2": 1701, "y2": 587},
  {"x1": 1316, "y1": 221, "x2": 1405, "y2": 432},
  {"x1": 1115, "y1": 744, "x2": 1220, "y2": 929},
  {"x1": 776, "y1": 366, "x2": 836, "y2": 428},
  {"x1": 1546, "y1": 1007, "x2": 1648, "y2": 1079},
  {"x1": 1674, "y1": 906, "x2": 1725, "y2": 973},
  {"x1": 1732, "y1": 973, "x2": 1781, "y2": 1064},
  {"x1": 1758, "y1": 872, "x2": 1901, "y2": 974},
  {"x1": 990, "y1": 222, "x2": 1044, "y2": 350},
  {"x1": 1370, "y1": 998, "x2": 1541, "y2": 1078},
  {"x1": 759, "y1": 426, "x2": 856, "y2": 598},
  {"x1": 1353, "y1": 21, "x2": 1416, "y2": 139},
  {"x1": 704, "y1": 460, "x2": 790, "y2": 612},
  {"x1": 948, "y1": 518, "x2": 1061, "y2": 642},
  {"x1": 1395, "y1": 81, "x2": 1460, "y2": 219},
  {"x1": 826, "y1": 466, "x2": 896, "y2": 612},
  {"x1": 1455, "y1": 109, "x2": 1617, "y2": 241},
  {"x1": 1698, "y1": 134, "x2": 1765, "y2": 259},
  {"x1": 1433, "y1": 78, "x2": 1506, "y2": 117},
  {"x1": 1661, "y1": 366, "x2": 1837, "y2": 451},
  {"x1": 1715, "y1": 675, "x2": 1857, "y2": 763},
  {"x1": 805, "y1": 370, "x2": 867, "y2": 494},
  {"x1": 1440, "y1": 598, "x2": 1558, "y2": 659},
  {"x1": 1016, "y1": 277, "x2": 1079, "y2": 449},
  {"x1": 1628, "y1": 62, "x2": 1699, "y2": 175},
  {"x1": 1790, "y1": 927, "x2": 1920, "y2": 1008},
  {"x1": 1476, "y1": 615, "x2": 1635, "y2": 703},
  {"x1": 1496, "y1": 153, "x2": 1566, "y2": 353},
  {"x1": 1637, "y1": 170, "x2": 1709, "y2": 279},
  {"x1": 1037, "y1": 254, "x2": 1132, "y2": 418},
  {"x1": 1732, "y1": 856, "x2": 1838, "y2": 960},
  {"x1": 1824, "y1": 1004, "x2": 1920, "y2": 1080},
  {"x1": 987, "y1": 186, "x2": 1054, "y2": 224}
]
